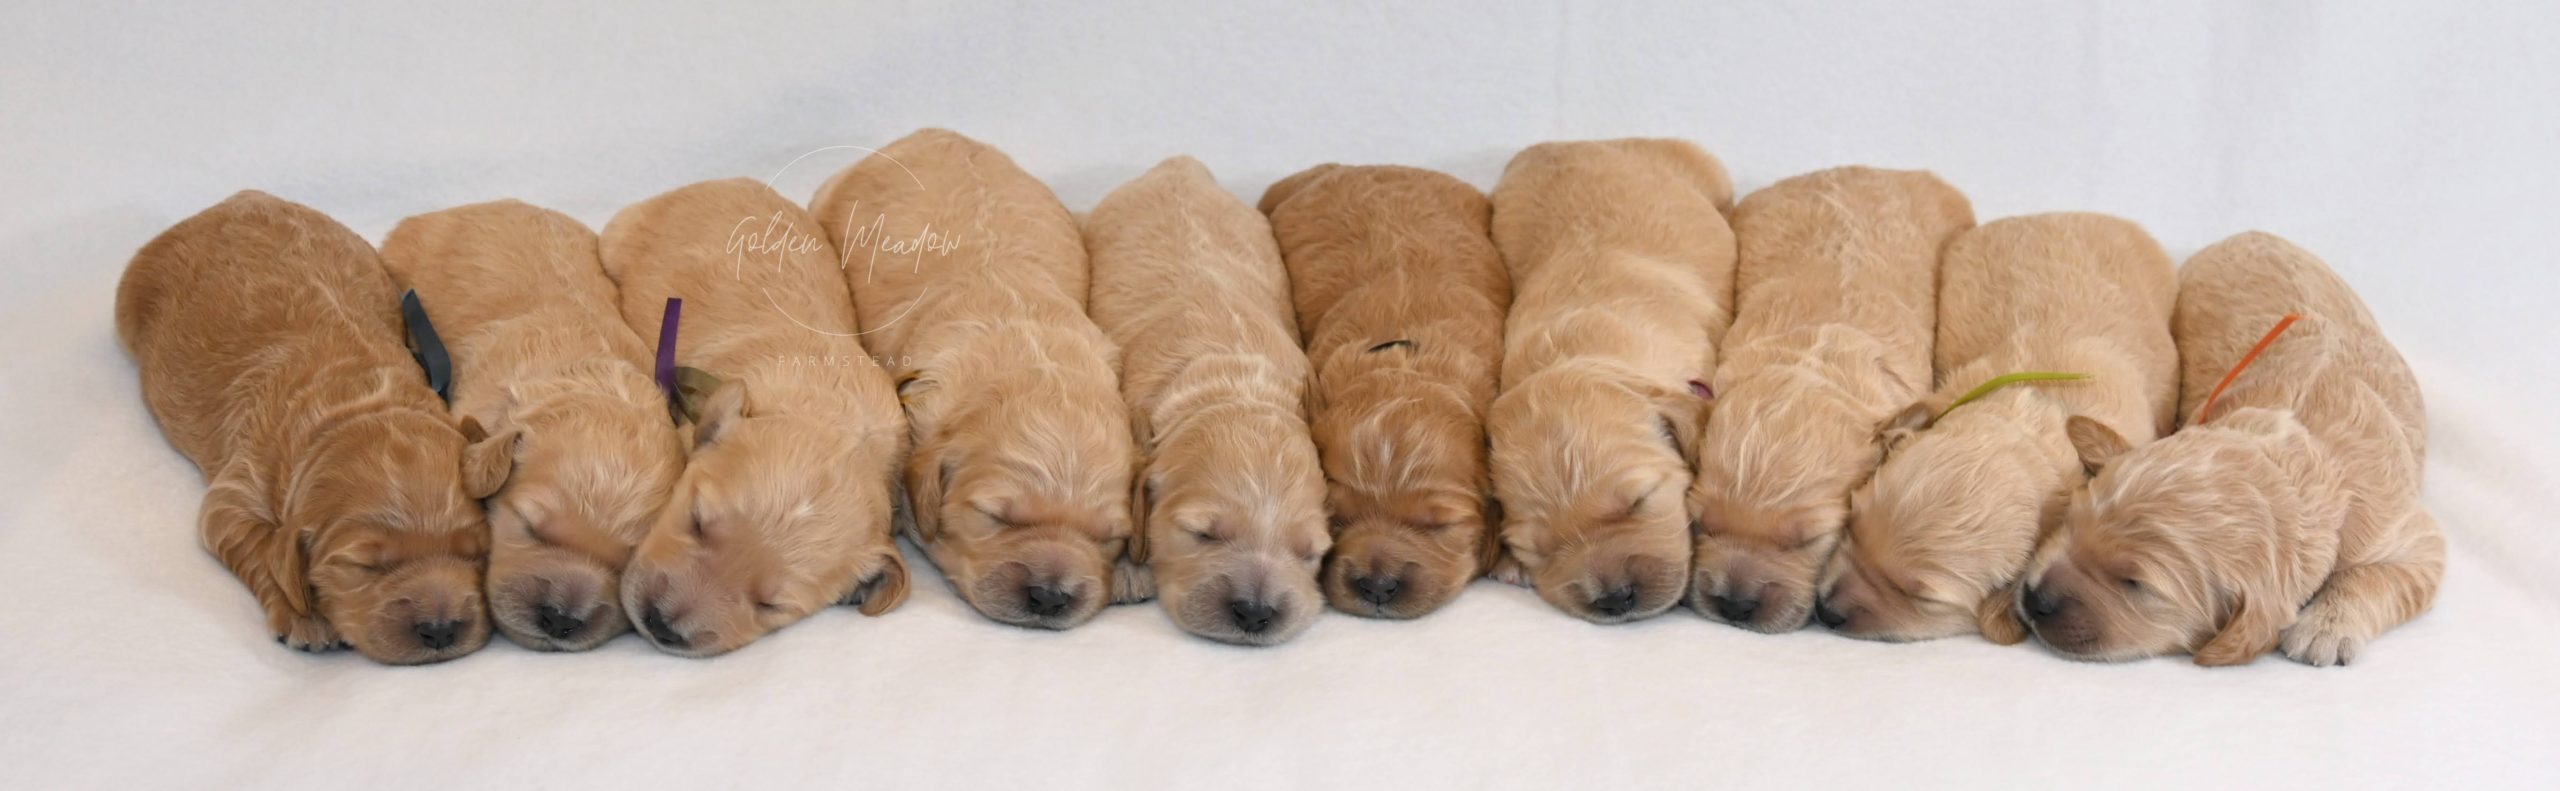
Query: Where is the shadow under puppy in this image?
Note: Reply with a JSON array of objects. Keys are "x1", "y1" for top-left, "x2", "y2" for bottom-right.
[
  {"x1": 116, "y1": 191, "x2": 511, "y2": 664},
  {"x1": 1822, "y1": 213, "x2": 2176, "y2": 642},
  {"x1": 811, "y1": 129, "x2": 1138, "y2": 629},
  {"x1": 1690, "y1": 166, "x2": 1973, "y2": 633},
  {"x1": 601, "y1": 179, "x2": 911, "y2": 657},
  {"x1": 1088, "y1": 156, "x2": 1328, "y2": 645},
  {"x1": 1486, "y1": 139, "x2": 1735, "y2": 624},
  {"x1": 1261, "y1": 164, "x2": 1510, "y2": 619},
  {"x1": 2005, "y1": 232, "x2": 2443, "y2": 667},
  {"x1": 381, "y1": 200, "x2": 686, "y2": 651}
]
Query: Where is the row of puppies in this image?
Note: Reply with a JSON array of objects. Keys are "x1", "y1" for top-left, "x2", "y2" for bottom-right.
[{"x1": 116, "y1": 131, "x2": 2439, "y2": 665}]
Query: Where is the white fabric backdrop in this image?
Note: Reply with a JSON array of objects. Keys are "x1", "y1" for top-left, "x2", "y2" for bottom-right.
[{"x1": 2, "y1": 2, "x2": 2555, "y2": 788}]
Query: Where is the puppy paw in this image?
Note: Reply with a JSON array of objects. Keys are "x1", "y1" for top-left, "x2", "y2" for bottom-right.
[
  {"x1": 1111, "y1": 558, "x2": 1156, "y2": 604},
  {"x1": 1489, "y1": 555, "x2": 1530, "y2": 588},
  {"x1": 2279, "y1": 603, "x2": 2371, "y2": 667},
  {"x1": 268, "y1": 609, "x2": 342, "y2": 653}
]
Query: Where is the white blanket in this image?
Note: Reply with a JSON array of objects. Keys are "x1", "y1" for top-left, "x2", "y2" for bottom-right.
[{"x1": 2, "y1": 2, "x2": 2554, "y2": 788}]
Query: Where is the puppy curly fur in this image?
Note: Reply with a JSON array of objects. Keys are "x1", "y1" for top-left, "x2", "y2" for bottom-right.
[
  {"x1": 1261, "y1": 164, "x2": 1509, "y2": 620},
  {"x1": 601, "y1": 179, "x2": 910, "y2": 657},
  {"x1": 1088, "y1": 157, "x2": 1327, "y2": 645},
  {"x1": 2011, "y1": 232, "x2": 2443, "y2": 667},
  {"x1": 1825, "y1": 213, "x2": 2175, "y2": 642},
  {"x1": 1688, "y1": 166, "x2": 1974, "y2": 633},
  {"x1": 116, "y1": 191, "x2": 510, "y2": 664},
  {"x1": 810, "y1": 129, "x2": 1138, "y2": 630},
  {"x1": 380, "y1": 200, "x2": 686, "y2": 651},
  {"x1": 1486, "y1": 139, "x2": 1736, "y2": 624}
]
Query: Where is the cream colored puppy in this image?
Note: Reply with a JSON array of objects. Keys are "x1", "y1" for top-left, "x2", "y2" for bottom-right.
[
  {"x1": 811, "y1": 129, "x2": 1138, "y2": 629},
  {"x1": 380, "y1": 201, "x2": 686, "y2": 651},
  {"x1": 1087, "y1": 157, "x2": 1328, "y2": 645},
  {"x1": 2006, "y1": 232, "x2": 2442, "y2": 667},
  {"x1": 1261, "y1": 164, "x2": 1509, "y2": 619},
  {"x1": 1691, "y1": 166, "x2": 1973, "y2": 632},
  {"x1": 1820, "y1": 213, "x2": 2175, "y2": 642},
  {"x1": 601, "y1": 179, "x2": 910, "y2": 657},
  {"x1": 117, "y1": 191, "x2": 511, "y2": 664},
  {"x1": 1487, "y1": 139, "x2": 1735, "y2": 623}
]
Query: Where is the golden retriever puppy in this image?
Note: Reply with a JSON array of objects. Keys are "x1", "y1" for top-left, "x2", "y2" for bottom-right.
[
  {"x1": 2004, "y1": 232, "x2": 2443, "y2": 666},
  {"x1": 600, "y1": 179, "x2": 910, "y2": 657},
  {"x1": 1087, "y1": 157, "x2": 1328, "y2": 644},
  {"x1": 116, "y1": 191, "x2": 511, "y2": 664},
  {"x1": 810, "y1": 129, "x2": 1137, "y2": 629},
  {"x1": 1691, "y1": 166, "x2": 1973, "y2": 632},
  {"x1": 380, "y1": 201, "x2": 686, "y2": 651},
  {"x1": 1819, "y1": 213, "x2": 2175, "y2": 642},
  {"x1": 1262, "y1": 164, "x2": 1510, "y2": 619},
  {"x1": 1486, "y1": 139, "x2": 1736, "y2": 623}
]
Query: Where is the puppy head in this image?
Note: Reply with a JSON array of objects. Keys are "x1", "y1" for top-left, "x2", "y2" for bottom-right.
[
  {"x1": 1135, "y1": 413, "x2": 1329, "y2": 645},
  {"x1": 1820, "y1": 404, "x2": 2054, "y2": 641},
  {"x1": 483, "y1": 369, "x2": 686, "y2": 651},
  {"x1": 1488, "y1": 366, "x2": 1703, "y2": 624},
  {"x1": 1688, "y1": 374, "x2": 1884, "y2": 633},
  {"x1": 293, "y1": 411, "x2": 512, "y2": 664},
  {"x1": 621, "y1": 382, "x2": 908, "y2": 657},
  {"x1": 905, "y1": 382, "x2": 1136, "y2": 630},
  {"x1": 2010, "y1": 415, "x2": 2314, "y2": 665},
  {"x1": 1312, "y1": 367, "x2": 1495, "y2": 619}
]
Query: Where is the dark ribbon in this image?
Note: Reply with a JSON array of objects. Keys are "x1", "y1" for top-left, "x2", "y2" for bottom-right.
[
  {"x1": 655, "y1": 298, "x2": 682, "y2": 400},
  {"x1": 400, "y1": 290, "x2": 452, "y2": 403}
]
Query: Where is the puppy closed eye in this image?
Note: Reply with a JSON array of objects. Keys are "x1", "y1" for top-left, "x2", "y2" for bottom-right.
[{"x1": 1188, "y1": 529, "x2": 1223, "y2": 545}]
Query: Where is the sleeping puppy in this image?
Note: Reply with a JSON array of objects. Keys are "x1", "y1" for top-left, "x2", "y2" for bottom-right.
[
  {"x1": 1088, "y1": 157, "x2": 1328, "y2": 644},
  {"x1": 1689, "y1": 166, "x2": 1973, "y2": 633},
  {"x1": 1820, "y1": 214, "x2": 2175, "y2": 642},
  {"x1": 1486, "y1": 139, "x2": 1736, "y2": 623},
  {"x1": 1262, "y1": 164, "x2": 1510, "y2": 619},
  {"x1": 381, "y1": 201, "x2": 686, "y2": 651},
  {"x1": 116, "y1": 191, "x2": 510, "y2": 664},
  {"x1": 810, "y1": 129, "x2": 1138, "y2": 629},
  {"x1": 600, "y1": 179, "x2": 911, "y2": 657},
  {"x1": 2002, "y1": 232, "x2": 2443, "y2": 666}
]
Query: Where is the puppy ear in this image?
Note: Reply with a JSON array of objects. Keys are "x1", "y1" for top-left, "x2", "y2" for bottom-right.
[
  {"x1": 1126, "y1": 474, "x2": 1156, "y2": 565},
  {"x1": 2193, "y1": 587, "x2": 2288, "y2": 666},
  {"x1": 692, "y1": 380, "x2": 751, "y2": 449},
  {"x1": 458, "y1": 417, "x2": 519, "y2": 500},
  {"x1": 1976, "y1": 580, "x2": 2031, "y2": 645},
  {"x1": 1877, "y1": 401, "x2": 1935, "y2": 457},
  {"x1": 846, "y1": 552, "x2": 911, "y2": 616},
  {"x1": 904, "y1": 450, "x2": 953, "y2": 543},
  {"x1": 2067, "y1": 416, "x2": 2132, "y2": 477},
  {"x1": 1649, "y1": 381, "x2": 1708, "y2": 467}
]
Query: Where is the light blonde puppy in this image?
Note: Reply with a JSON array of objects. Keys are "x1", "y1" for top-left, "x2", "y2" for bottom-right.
[
  {"x1": 117, "y1": 191, "x2": 511, "y2": 664},
  {"x1": 2005, "y1": 232, "x2": 2443, "y2": 667},
  {"x1": 1691, "y1": 166, "x2": 1973, "y2": 632},
  {"x1": 1087, "y1": 157, "x2": 1328, "y2": 645},
  {"x1": 1821, "y1": 213, "x2": 2175, "y2": 642},
  {"x1": 601, "y1": 179, "x2": 911, "y2": 657},
  {"x1": 381, "y1": 200, "x2": 686, "y2": 651},
  {"x1": 811, "y1": 129, "x2": 1138, "y2": 629},
  {"x1": 1487, "y1": 139, "x2": 1735, "y2": 623},
  {"x1": 1262, "y1": 164, "x2": 1510, "y2": 619}
]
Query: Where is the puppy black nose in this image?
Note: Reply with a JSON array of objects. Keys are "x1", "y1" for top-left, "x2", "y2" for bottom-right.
[
  {"x1": 1709, "y1": 594, "x2": 1759, "y2": 623},
  {"x1": 1351, "y1": 574, "x2": 1402, "y2": 606},
  {"x1": 1591, "y1": 585, "x2": 1638, "y2": 617},
  {"x1": 640, "y1": 606, "x2": 688, "y2": 648},
  {"x1": 1814, "y1": 600, "x2": 1849, "y2": 628},
  {"x1": 535, "y1": 604, "x2": 586, "y2": 641},
  {"x1": 2026, "y1": 585, "x2": 2064, "y2": 620},
  {"x1": 1023, "y1": 584, "x2": 1075, "y2": 617},
  {"x1": 1229, "y1": 599, "x2": 1278, "y2": 633},
  {"x1": 413, "y1": 620, "x2": 459, "y2": 651}
]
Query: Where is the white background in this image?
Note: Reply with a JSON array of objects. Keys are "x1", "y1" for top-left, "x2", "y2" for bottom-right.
[{"x1": 2, "y1": 2, "x2": 2555, "y2": 789}]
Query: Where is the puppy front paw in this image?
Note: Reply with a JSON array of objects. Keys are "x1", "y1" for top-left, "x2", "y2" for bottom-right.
[
  {"x1": 1111, "y1": 558, "x2": 1156, "y2": 604},
  {"x1": 268, "y1": 608, "x2": 342, "y2": 653},
  {"x1": 1488, "y1": 555, "x2": 1530, "y2": 588},
  {"x1": 2279, "y1": 603, "x2": 2371, "y2": 667}
]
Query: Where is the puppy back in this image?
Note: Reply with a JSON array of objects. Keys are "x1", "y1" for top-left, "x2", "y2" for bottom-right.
[{"x1": 2173, "y1": 232, "x2": 2422, "y2": 437}]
